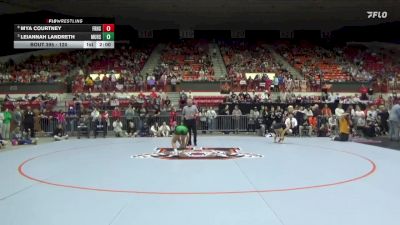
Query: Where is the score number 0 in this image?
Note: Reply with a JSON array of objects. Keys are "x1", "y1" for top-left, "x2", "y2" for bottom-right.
[{"x1": 102, "y1": 24, "x2": 115, "y2": 32}]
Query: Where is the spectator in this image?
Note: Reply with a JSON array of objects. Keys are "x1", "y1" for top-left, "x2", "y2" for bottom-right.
[
  {"x1": 179, "y1": 90, "x2": 188, "y2": 108},
  {"x1": 47, "y1": 108, "x2": 56, "y2": 134},
  {"x1": 126, "y1": 121, "x2": 138, "y2": 137},
  {"x1": 53, "y1": 124, "x2": 69, "y2": 141},
  {"x1": 261, "y1": 91, "x2": 269, "y2": 103},
  {"x1": 335, "y1": 103, "x2": 344, "y2": 117},
  {"x1": 188, "y1": 90, "x2": 193, "y2": 100},
  {"x1": 389, "y1": 104, "x2": 400, "y2": 141},
  {"x1": 125, "y1": 105, "x2": 136, "y2": 133},
  {"x1": 113, "y1": 118, "x2": 124, "y2": 137},
  {"x1": 321, "y1": 104, "x2": 332, "y2": 117},
  {"x1": 171, "y1": 76, "x2": 177, "y2": 92},
  {"x1": 160, "y1": 90, "x2": 167, "y2": 105},
  {"x1": 23, "y1": 106, "x2": 35, "y2": 138},
  {"x1": 39, "y1": 109, "x2": 49, "y2": 133},
  {"x1": 366, "y1": 105, "x2": 377, "y2": 123},
  {"x1": 206, "y1": 107, "x2": 217, "y2": 133},
  {"x1": 93, "y1": 110, "x2": 107, "y2": 138},
  {"x1": 0, "y1": 107, "x2": 4, "y2": 138},
  {"x1": 77, "y1": 114, "x2": 90, "y2": 139},
  {"x1": 150, "y1": 122, "x2": 160, "y2": 137},
  {"x1": 67, "y1": 106, "x2": 77, "y2": 133},
  {"x1": 318, "y1": 122, "x2": 329, "y2": 137},
  {"x1": 112, "y1": 107, "x2": 122, "y2": 120},
  {"x1": 169, "y1": 107, "x2": 177, "y2": 131},
  {"x1": 56, "y1": 110, "x2": 66, "y2": 130},
  {"x1": 328, "y1": 115, "x2": 337, "y2": 136},
  {"x1": 12, "y1": 127, "x2": 37, "y2": 145},
  {"x1": 102, "y1": 110, "x2": 110, "y2": 130},
  {"x1": 150, "y1": 87, "x2": 158, "y2": 99},
  {"x1": 232, "y1": 105, "x2": 242, "y2": 134},
  {"x1": 285, "y1": 113, "x2": 298, "y2": 135},
  {"x1": 299, "y1": 114, "x2": 313, "y2": 137},
  {"x1": 0, "y1": 133, "x2": 7, "y2": 149},
  {"x1": 294, "y1": 107, "x2": 307, "y2": 136},
  {"x1": 91, "y1": 108, "x2": 100, "y2": 121},
  {"x1": 139, "y1": 122, "x2": 150, "y2": 137},
  {"x1": 333, "y1": 113, "x2": 352, "y2": 141},
  {"x1": 13, "y1": 106, "x2": 23, "y2": 127},
  {"x1": 138, "y1": 106, "x2": 147, "y2": 129},
  {"x1": 359, "y1": 85, "x2": 368, "y2": 100},
  {"x1": 159, "y1": 122, "x2": 171, "y2": 137},
  {"x1": 247, "y1": 109, "x2": 256, "y2": 133},
  {"x1": 378, "y1": 106, "x2": 389, "y2": 135},
  {"x1": 199, "y1": 108, "x2": 208, "y2": 133},
  {"x1": 164, "y1": 96, "x2": 171, "y2": 109},
  {"x1": 353, "y1": 105, "x2": 366, "y2": 136},
  {"x1": 304, "y1": 106, "x2": 313, "y2": 118},
  {"x1": 275, "y1": 106, "x2": 283, "y2": 123}
]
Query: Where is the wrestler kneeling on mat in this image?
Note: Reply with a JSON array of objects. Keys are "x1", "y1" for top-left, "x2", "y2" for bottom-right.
[
  {"x1": 171, "y1": 123, "x2": 189, "y2": 156},
  {"x1": 272, "y1": 121, "x2": 292, "y2": 143}
]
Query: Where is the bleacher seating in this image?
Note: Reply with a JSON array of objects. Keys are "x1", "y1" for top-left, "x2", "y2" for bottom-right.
[
  {"x1": 159, "y1": 40, "x2": 215, "y2": 81},
  {"x1": 275, "y1": 41, "x2": 352, "y2": 82}
]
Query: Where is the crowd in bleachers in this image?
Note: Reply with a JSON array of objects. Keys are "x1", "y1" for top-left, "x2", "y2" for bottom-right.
[
  {"x1": 0, "y1": 51, "x2": 87, "y2": 84},
  {"x1": 275, "y1": 41, "x2": 353, "y2": 85},
  {"x1": 340, "y1": 45, "x2": 400, "y2": 83},
  {"x1": 156, "y1": 40, "x2": 215, "y2": 82},
  {"x1": 72, "y1": 44, "x2": 154, "y2": 92},
  {"x1": 0, "y1": 44, "x2": 155, "y2": 95},
  {"x1": 220, "y1": 41, "x2": 293, "y2": 92},
  {"x1": 1, "y1": 41, "x2": 399, "y2": 97}
]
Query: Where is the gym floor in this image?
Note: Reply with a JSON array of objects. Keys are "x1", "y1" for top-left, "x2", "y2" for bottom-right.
[{"x1": 0, "y1": 136, "x2": 399, "y2": 225}]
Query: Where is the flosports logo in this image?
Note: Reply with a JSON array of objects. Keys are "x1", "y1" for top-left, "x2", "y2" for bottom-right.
[
  {"x1": 366, "y1": 11, "x2": 388, "y2": 19},
  {"x1": 131, "y1": 147, "x2": 263, "y2": 160}
]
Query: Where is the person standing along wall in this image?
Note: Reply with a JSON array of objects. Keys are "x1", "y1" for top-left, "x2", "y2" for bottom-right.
[
  {"x1": 13, "y1": 106, "x2": 22, "y2": 130},
  {"x1": 199, "y1": 108, "x2": 208, "y2": 133},
  {"x1": 125, "y1": 105, "x2": 136, "y2": 135},
  {"x1": 206, "y1": 107, "x2": 217, "y2": 133},
  {"x1": 67, "y1": 106, "x2": 77, "y2": 134},
  {"x1": 232, "y1": 105, "x2": 242, "y2": 134},
  {"x1": 0, "y1": 107, "x2": 4, "y2": 139},
  {"x1": 2, "y1": 108, "x2": 12, "y2": 139},
  {"x1": 24, "y1": 106, "x2": 35, "y2": 138},
  {"x1": 389, "y1": 104, "x2": 400, "y2": 141},
  {"x1": 56, "y1": 110, "x2": 67, "y2": 131}
]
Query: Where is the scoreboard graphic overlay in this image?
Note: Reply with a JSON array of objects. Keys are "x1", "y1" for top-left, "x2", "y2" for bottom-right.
[{"x1": 14, "y1": 18, "x2": 114, "y2": 49}]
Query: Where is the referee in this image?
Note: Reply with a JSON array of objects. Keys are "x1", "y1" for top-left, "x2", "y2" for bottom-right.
[{"x1": 182, "y1": 99, "x2": 199, "y2": 146}]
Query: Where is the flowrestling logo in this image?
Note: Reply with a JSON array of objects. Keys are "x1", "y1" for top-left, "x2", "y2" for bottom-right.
[{"x1": 367, "y1": 11, "x2": 388, "y2": 19}]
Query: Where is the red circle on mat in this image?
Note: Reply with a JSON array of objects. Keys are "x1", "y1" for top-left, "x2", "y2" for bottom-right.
[{"x1": 18, "y1": 149, "x2": 376, "y2": 195}]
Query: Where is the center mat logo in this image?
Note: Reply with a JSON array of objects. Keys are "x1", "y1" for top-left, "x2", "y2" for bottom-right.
[{"x1": 131, "y1": 147, "x2": 263, "y2": 160}]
